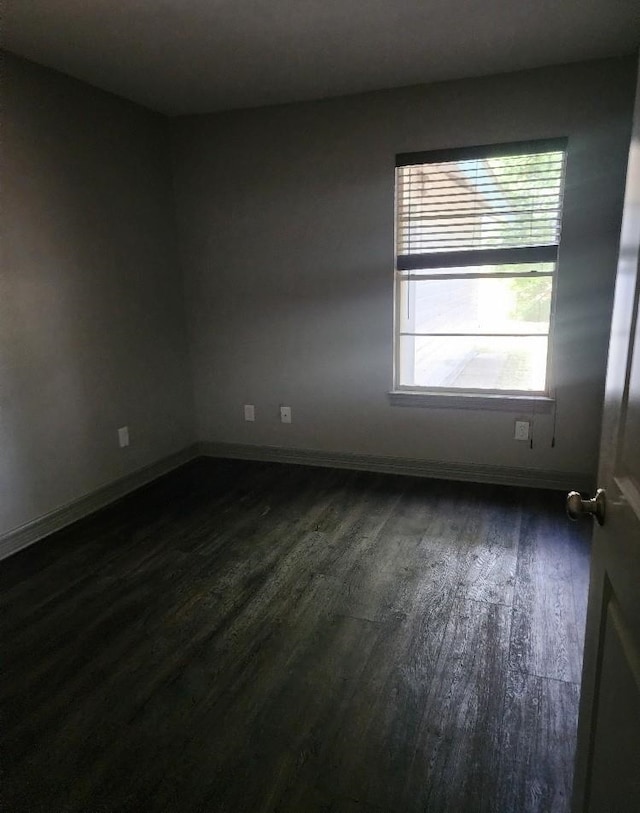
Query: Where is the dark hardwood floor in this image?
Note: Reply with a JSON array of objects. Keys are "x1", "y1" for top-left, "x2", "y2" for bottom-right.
[{"x1": 1, "y1": 458, "x2": 591, "y2": 813}]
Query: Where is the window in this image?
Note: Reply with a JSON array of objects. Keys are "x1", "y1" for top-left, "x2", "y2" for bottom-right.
[{"x1": 394, "y1": 139, "x2": 567, "y2": 397}]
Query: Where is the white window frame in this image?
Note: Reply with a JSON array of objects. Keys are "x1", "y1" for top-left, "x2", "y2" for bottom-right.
[{"x1": 392, "y1": 138, "x2": 567, "y2": 405}]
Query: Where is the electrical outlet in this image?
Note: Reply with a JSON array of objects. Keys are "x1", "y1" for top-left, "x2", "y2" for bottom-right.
[
  {"x1": 280, "y1": 406, "x2": 292, "y2": 424},
  {"x1": 118, "y1": 426, "x2": 130, "y2": 448},
  {"x1": 514, "y1": 421, "x2": 530, "y2": 441},
  {"x1": 244, "y1": 404, "x2": 255, "y2": 422}
]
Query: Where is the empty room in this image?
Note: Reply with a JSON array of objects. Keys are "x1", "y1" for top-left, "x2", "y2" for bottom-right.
[{"x1": 2, "y1": 2, "x2": 640, "y2": 812}]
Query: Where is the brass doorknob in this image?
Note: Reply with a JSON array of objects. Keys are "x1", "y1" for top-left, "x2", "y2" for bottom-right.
[{"x1": 566, "y1": 488, "x2": 606, "y2": 526}]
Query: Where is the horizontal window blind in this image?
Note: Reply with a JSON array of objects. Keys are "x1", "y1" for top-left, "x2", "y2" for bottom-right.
[{"x1": 396, "y1": 140, "x2": 567, "y2": 271}]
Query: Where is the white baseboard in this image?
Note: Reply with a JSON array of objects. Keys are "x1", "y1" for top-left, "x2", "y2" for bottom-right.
[
  {"x1": 199, "y1": 441, "x2": 593, "y2": 493},
  {"x1": 0, "y1": 445, "x2": 199, "y2": 561}
]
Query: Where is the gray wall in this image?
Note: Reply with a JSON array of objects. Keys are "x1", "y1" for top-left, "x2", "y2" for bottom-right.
[
  {"x1": 171, "y1": 57, "x2": 636, "y2": 484},
  {"x1": 0, "y1": 54, "x2": 194, "y2": 537},
  {"x1": 1, "y1": 53, "x2": 636, "y2": 543}
]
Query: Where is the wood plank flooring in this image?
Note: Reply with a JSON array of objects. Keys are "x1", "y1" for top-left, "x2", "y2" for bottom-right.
[{"x1": 0, "y1": 458, "x2": 591, "y2": 813}]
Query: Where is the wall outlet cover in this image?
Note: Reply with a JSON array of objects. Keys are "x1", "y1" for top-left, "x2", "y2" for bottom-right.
[
  {"x1": 244, "y1": 404, "x2": 255, "y2": 422},
  {"x1": 514, "y1": 420, "x2": 530, "y2": 441},
  {"x1": 118, "y1": 426, "x2": 130, "y2": 447},
  {"x1": 280, "y1": 406, "x2": 292, "y2": 424}
]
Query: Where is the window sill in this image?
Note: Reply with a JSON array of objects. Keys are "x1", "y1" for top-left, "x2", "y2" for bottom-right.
[{"x1": 388, "y1": 390, "x2": 555, "y2": 412}]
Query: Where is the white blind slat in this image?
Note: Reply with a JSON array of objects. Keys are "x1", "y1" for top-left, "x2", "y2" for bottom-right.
[{"x1": 396, "y1": 147, "x2": 567, "y2": 261}]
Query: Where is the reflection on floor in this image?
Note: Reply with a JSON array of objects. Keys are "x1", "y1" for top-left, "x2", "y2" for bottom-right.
[{"x1": 1, "y1": 458, "x2": 591, "y2": 812}]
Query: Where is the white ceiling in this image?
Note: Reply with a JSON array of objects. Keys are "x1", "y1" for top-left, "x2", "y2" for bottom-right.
[{"x1": 4, "y1": 1, "x2": 640, "y2": 116}]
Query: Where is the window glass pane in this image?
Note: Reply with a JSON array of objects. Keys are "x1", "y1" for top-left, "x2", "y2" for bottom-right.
[
  {"x1": 400, "y1": 276, "x2": 551, "y2": 336},
  {"x1": 398, "y1": 335, "x2": 548, "y2": 391},
  {"x1": 397, "y1": 150, "x2": 566, "y2": 255},
  {"x1": 401, "y1": 262, "x2": 555, "y2": 277}
]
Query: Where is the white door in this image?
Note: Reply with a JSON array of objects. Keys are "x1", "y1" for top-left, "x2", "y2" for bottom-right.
[{"x1": 571, "y1": 62, "x2": 640, "y2": 812}]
